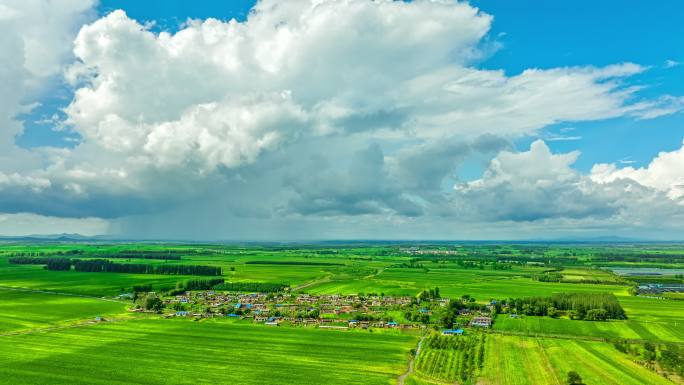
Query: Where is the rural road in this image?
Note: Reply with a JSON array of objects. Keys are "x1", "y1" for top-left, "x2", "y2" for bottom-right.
[
  {"x1": 398, "y1": 335, "x2": 425, "y2": 385},
  {"x1": 292, "y1": 275, "x2": 332, "y2": 291}
]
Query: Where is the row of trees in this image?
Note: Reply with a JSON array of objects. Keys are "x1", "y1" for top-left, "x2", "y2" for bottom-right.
[
  {"x1": 613, "y1": 340, "x2": 683, "y2": 377},
  {"x1": 533, "y1": 272, "x2": 563, "y2": 282},
  {"x1": 507, "y1": 292, "x2": 626, "y2": 320},
  {"x1": 45, "y1": 259, "x2": 72, "y2": 271},
  {"x1": 418, "y1": 287, "x2": 441, "y2": 302},
  {"x1": 10, "y1": 256, "x2": 201, "y2": 273},
  {"x1": 212, "y1": 282, "x2": 289, "y2": 292},
  {"x1": 244, "y1": 260, "x2": 343, "y2": 266},
  {"x1": 98, "y1": 254, "x2": 181, "y2": 260},
  {"x1": 6, "y1": 250, "x2": 83, "y2": 257},
  {"x1": 73, "y1": 259, "x2": 222, "y2": 276},
  {"x1": 9, "y1": 257, "x2": 54, "y2": 264},
  {"x1": 184, "y1": 278, "x2": 225, "y2": 291}
]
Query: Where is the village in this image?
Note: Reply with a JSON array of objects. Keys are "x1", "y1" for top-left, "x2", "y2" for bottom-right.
[{"x1": 132, "y1": 290, "x2": 494, "y2": 332}]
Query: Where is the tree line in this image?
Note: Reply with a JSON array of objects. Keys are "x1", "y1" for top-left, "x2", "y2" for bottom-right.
[
  {"x1": 9, "y1": 257, "x2": 54, "y2": 265},
  {"x1": 45, "y1": 259, "x2": 72, "y2": 271},
  {"x1": 507, "y1": 292, "x2": 625, "y2": 320},
  {"x1": 73, "y1": 259, "x2": 221, "y2": 276},
  {"x1": 95, "y1": 254, "x2": 181, "y2": 260},
  {"x1": 184, "y1": 278, "x2": 225, "y2": 291},
  {"x1": 212, "y1": 282, "x2": 289, "y2": 292},
  {"x1": 244, "y1": 260, "x2": 344, "y2": 266},
  {"x1": 5, "y1": 250, "x2": 83, "y2": 257}
]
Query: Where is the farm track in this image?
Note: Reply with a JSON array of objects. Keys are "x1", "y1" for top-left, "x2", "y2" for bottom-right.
[
  {"x1": 398, "y1": 335, "x2": 425, "y2": 385},
  {"x1": 535, "y1": 338, "x2": 561, "y2": 385},
  {"x1": 292, "y1": 275, "x2": 333, "y2": 291},
  {"x1": 0, "y1": 316, "x2": 137, "y2": 337},
  {"x1": 0, "y1": 285, "x2": 126, "y2": 303}
]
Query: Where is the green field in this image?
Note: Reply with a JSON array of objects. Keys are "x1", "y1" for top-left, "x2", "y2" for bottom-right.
[
  {"x1": 306, "y1": 267, "x2": 628, "y2": 300},
  {"x1": 480, "y1": 335, "x2": 675, "y2": 385},
  {"x1": 493, "y1": 314, "x2": 684, "y2": 343},
  {"x1": 1, "y1": 243, "x2": 683, "y2": 384},
  {"x1": 0, "y1": 318, "x2": 416, "y2": 385},
  {"x1": 414, "y1": 333, "x2": 485, "y2": 383},
  {"x1": 0, "y1": 288, "x2": 127, "y2": 333}
]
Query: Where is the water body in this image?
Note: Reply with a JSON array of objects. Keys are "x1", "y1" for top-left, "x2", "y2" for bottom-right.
[{"x1": 610, "y1": 268, "x2": 684, "y2": 276}]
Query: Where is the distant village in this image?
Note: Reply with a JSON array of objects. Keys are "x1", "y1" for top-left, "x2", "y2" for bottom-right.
[{"x1": 124, "y1": 290, "x2": 494, "y2": 333}]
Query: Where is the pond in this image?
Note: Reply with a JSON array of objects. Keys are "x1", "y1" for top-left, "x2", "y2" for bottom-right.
[{"x1": 609, "y1": 268, "x2": 684, "y2": 276}]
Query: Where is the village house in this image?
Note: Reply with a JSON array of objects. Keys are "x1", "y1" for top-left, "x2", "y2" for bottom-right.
[{"x1": 471, "y1": 316, "x2": 492, "y2": 327}]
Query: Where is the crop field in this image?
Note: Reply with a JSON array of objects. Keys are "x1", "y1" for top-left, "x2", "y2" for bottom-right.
[
  {"x1": 493, "y1": 315, "x2": 684, "y2": 343},
  {"x1": 0, "y1": 318, "x2": 416, "y2": 385},
  {"x1": 0, "y1": 265, "x2": 190, "y2": 296},
  {"x1": 480, "y1": 335, "x2": 675, "y2": 385},
  {"x1": 1, "y1": 242, "x2": 683, "y2": 384},
  {"x1": 0, "y1": 288, "x2": 127, "y2": 333},
  {"x1": 560, "y1": 268, "x2": 624, "y2": 283},
  {"x1": 306, "y1": 267, "x2": 628, "y2": 299},
  {"x1": 414, "y1": 333, "x2": 485, "y2": 383}
]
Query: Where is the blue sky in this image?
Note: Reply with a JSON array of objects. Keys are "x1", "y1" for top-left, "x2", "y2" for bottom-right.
[
  {"x1": 18, "y1": 0, "x2": 684, "y2": 171},
  {"x1": 473, "y1": 0, "x2": 684, "y2": 171},
  {"x1": 2, "y1": 0, "x2": 684, "y2": 239}
]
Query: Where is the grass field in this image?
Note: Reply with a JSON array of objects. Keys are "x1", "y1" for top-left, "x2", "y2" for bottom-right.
[
  {"x1": 414, "y1": 333, "x2": 485, "y2": 383},
  {"x1": 560, "y1": 268, "x2": 624, "y2": 283},
  {"x1": 1, "y1": 243, "x2": 683, "y2": 384},
  {"x1": 480, "y1": 335, "x2": 675, "y2": 385},
  {"x1": 493, "y1": 315, "x2": 684, "y2": 343},
  {"x1": 305, "y1": 267, "x2": 628, "y2": 300},
  {"x1": 0, "y1": 288, "x2": 127, "y2": 333},
  {"x1": 0, "y1": 318, "x2": 416, "y2": 385}
]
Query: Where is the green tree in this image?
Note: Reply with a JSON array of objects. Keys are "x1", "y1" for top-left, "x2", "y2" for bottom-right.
[
  {"x1": 567, "y1": 371, "x2": 583, "y2": 385},
  {"x1": 143, "y1": 293, "x2": 163, "y2": 312}
]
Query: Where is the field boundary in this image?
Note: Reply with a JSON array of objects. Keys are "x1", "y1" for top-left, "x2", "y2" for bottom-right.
[
  {"x1": 0, "y1": 285, "x2": 126, "y2": 303},
  {"x1": 0, "y1": 315, "x2": 140, "y2": 337},
  {"x1": 489, "y1": 329, "x2": 684, "y2": 347}
]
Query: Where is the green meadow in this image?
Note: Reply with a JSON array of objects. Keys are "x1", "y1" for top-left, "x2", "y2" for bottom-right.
[
  {"x1": 1, "y1": 243, "x2": 683, "y2": 384},
  {"x1": 493, "y1": 314, "x2": 684, "y2": 343},
  {"x1": 480, "y1": 335, "x2": 675, "y2": 385},
  {"x1": 0, "y1": 319, "x2": 416, "y2": 385},
  {"x1": 305, "y1": 267, "x2": 628, "y2": 299},
  {"x1": 0, "y1": 288, "x2": 127, "y2": 333}
]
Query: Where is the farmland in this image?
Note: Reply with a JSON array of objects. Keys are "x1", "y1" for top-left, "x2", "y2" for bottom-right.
[
  {"x1": 0, "y1": 319, "x2": 416, "y2": 385},
  {"x1": 0, "y1": 288, "x2": 127, "y2": 333},
  {"x1": 1, "y1": 242, "x2": 683, "y2": 384},
  {"x1": 480, "y1": 335, "x2": 676, "y2": 385}
]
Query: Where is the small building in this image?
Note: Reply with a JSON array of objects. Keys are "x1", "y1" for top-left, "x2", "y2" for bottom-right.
[
  {"x1": 175, "y1": 311, "x2": 189, "y2": 317},
  {"x1": 442, "y1": 329, "x2": 464, "y2": 336},
  {"x1": 471, "y1": 316, "x2": 492, "y2": 327}
]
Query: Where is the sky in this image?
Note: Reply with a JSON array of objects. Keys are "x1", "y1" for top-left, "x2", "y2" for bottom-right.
[{"x1": 1, "y1": 0, "x2": 683, "y2": 240}]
